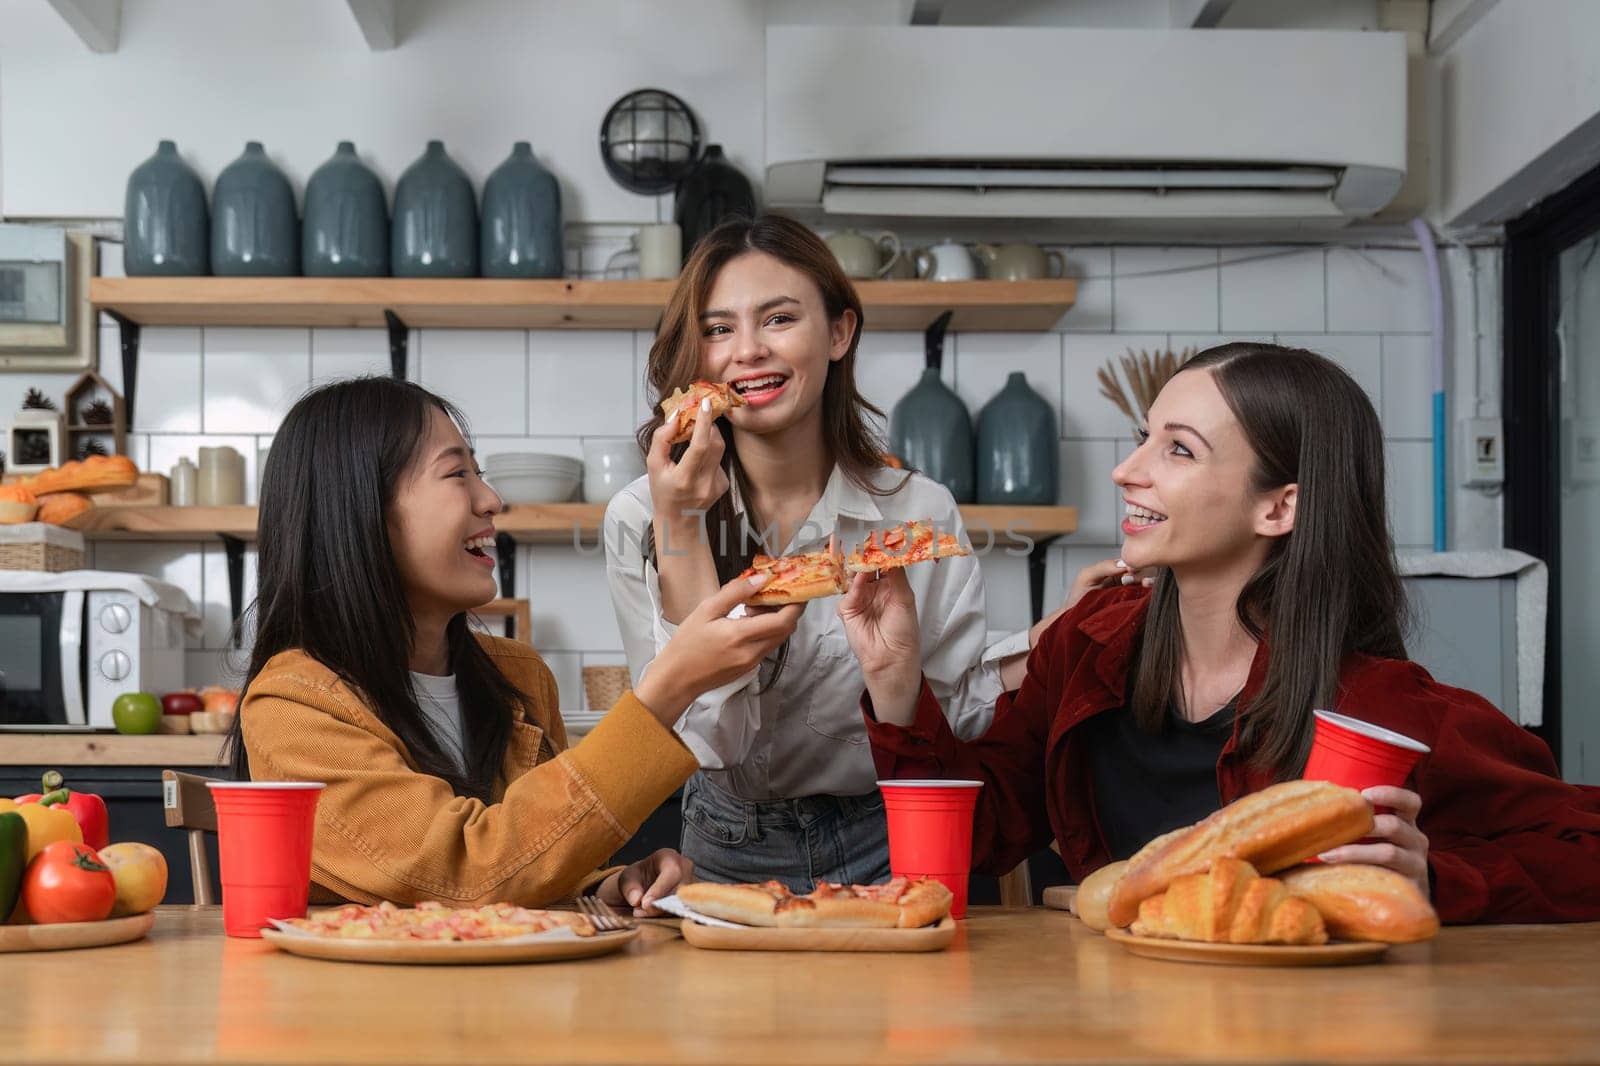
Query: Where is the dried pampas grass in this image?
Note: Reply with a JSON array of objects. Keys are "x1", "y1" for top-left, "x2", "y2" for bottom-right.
[{"x1": 1097, "y1": 347, "x2": 1196, "y2": 431}]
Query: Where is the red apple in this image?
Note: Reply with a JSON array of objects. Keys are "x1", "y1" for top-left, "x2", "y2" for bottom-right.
[{"x1": 161, "y1": 691, "x2": 202, "y2": 716}]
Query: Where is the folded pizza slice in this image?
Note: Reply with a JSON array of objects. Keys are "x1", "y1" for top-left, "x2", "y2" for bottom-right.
[
  {"x1": 659, "y1": 380, "x2": 748, "y2": 445},
  {"x1": 806, "y1": 876, "x2": 953, "y2": 928},
  {"x1": 740, "y1": 535, "x2": 849, "y2": 606},
  {"x1": 676, "y1": 880, "x2": 820, "y2": 928},
  {"x1": 846, "y1": 520, "x2": 970, "y2": 574}
]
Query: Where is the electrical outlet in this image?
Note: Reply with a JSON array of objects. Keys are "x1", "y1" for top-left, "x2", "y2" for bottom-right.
[
  {"x1": 1565, "y1": 417, "x2": 1600, "y2": 487},
  {"x1": 1458, "y1": 417, "x2": 1504, "y2": 488}
]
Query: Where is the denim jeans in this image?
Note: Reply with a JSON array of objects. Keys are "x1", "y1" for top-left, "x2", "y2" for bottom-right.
[{"x1": 679, "y1": 771, "x2": 892, "y2": 892}]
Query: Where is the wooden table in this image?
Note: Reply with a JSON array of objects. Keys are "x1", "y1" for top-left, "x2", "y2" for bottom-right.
[{"x1": 2, "y1": 907, "x2": 1597, "y2": 1064}]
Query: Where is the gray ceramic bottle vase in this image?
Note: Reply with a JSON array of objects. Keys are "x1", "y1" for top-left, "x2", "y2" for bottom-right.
[
  {"x1": 977, "y1": 372, "x2": 1059, "y2": 505},
  {"x1": 891, "y1": 312, "x2": 975, "y2": 503},
  {"x1": 302, "y1": 142, "x2": 389, "y2": 277},
  {"x1": 392, "y1": 140, "x2": 478, "y2": 278},
  {"x1": 124, "y1": 140, "x2": 209, "y2": 276},
  {"x1": 481, "y1": 142, "x2": 563, "y2": 279},
  {"x1": 211, "y1": 142, "x2": 299, "y2": 276}
]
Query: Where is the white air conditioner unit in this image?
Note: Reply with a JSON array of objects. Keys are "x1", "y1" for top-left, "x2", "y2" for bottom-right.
[{"x1": 765, "y1": 27, "x2": 1408, "y2": 227}]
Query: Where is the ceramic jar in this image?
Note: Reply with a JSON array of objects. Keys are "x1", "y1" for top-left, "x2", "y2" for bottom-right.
[
  {"x1": 976, "y1": 372, "x2": 1058, "y2": 505},
  {"x1": 481, "y1": 142, "x2": 563, "y2": 279},
  {"x1": 303, "y1": 142, "x2": 389, "y2": 277},
  {"x1": 392, "y1": 141, "x2": 478, "y2": 278},
  {"x1": 890, "y1": 367, "x2": 975, "y2": 503},
  {"x1": 212, "y1": 142, "x2": 299, "y2": 276},
  {"x1": 124, "y1": 140, "x2": 209, "y2": 276}
]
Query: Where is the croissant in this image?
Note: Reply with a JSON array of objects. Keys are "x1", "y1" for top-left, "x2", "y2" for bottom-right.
[
  {"x1": 1131, "y1": 858, "x2": 1328, "y2": 946},
  {"x1": 1108, "y1": 780, "x2": 1373, "y2": 928}
]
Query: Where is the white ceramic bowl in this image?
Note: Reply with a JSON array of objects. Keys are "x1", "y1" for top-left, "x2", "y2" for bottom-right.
[
  {"x1": 485, "y1": 452, "x2": 582, "y2": 474},
  {"x1": 581, "y1": 440, "x2": 646, "y2": 502},
  {"x1": 489, "y1": 469, "x2": 582, "y2": 504}
]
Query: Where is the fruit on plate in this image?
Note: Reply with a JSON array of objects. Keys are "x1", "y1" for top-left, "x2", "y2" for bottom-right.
[
  {"x1": 98, "y1": 842, "x2": 168, "y2": 917},
  {"x1": 111, "y1": 692, "x2": 162, "y2": 735},
  {"x1": 12, "y1": 771, "x2": 109, "y2": 851},
  {"x1": 199, "y1": 686, "x2": 240, "y2": 714},
  {"x1": 20, "y1": 840, "x2": 116, "y2": 924},
  {"x1": 161, "y1": 691, "x2": 202, "y2": 716},
  {"x1": 0, "y1": 795, "x2": 81, "y2": 860},
  {"x1": 0, "y1": 810, "x2": 25, "y2": 920}
]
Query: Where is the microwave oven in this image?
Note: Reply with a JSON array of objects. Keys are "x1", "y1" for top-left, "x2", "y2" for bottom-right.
[{"x1": 0, "y1": 573, "x2": 195, "y2": 730}]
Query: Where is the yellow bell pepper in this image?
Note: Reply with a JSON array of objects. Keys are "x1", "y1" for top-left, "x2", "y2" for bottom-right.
[{"x1": 2, "y1": 792, "x2": 82, "y2": 860}]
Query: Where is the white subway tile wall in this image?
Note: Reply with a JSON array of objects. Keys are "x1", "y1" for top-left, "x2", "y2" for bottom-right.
[{"x1": 68, "y1": 244, "x2": 1447, "y2": 706}]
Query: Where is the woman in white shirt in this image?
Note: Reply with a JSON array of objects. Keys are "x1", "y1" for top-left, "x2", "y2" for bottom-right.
[{"x1": 605, "y1": 215, "x2": 1029, "y2": 890}]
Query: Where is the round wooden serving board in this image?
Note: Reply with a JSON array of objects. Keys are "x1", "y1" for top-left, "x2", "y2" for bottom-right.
[
  {"x1": 260, "y1": 924, "x2": 640, "y2": 965},
  {"x1": 0, "y1": 911, "x2": 156, "y2": 953},
  {"x1": 1104, "y1": 927, "x2": 1388, "y2": 967}
]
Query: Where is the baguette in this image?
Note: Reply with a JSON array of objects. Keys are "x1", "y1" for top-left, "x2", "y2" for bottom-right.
[
  {"x1": 18, "y1": 455, "x2": 138, "y2": 496},
  {"x1": 1279, "y1": 862, "x2": 1439, "y2": 944},
  {"x1": 1131, "y1": 857, "x2": 1328, "y2": 946},
  {"x1": 1107, "y1": 780, "x2": 1373, "y2": 929}
]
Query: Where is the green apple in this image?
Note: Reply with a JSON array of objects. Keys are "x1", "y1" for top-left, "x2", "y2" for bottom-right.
[{"x1": 111, "y1": 692, "x2": 162, "y2": 735}]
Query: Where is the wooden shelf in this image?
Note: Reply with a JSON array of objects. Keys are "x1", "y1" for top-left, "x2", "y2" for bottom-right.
[
  {"x1": 0, "y1": 733, "x2": 227, "y2": 768},
  {"x1": 90, "y1": 277, "x2": 1076, "y2": 332},
  {"x1": 76, "y1": 503, "x2": 1076, "y2": 549}
]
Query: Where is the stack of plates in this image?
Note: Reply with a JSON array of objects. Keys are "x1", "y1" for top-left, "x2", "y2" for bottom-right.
[{"x1": 484, "y1": 453, "x2": 582, "y2": 504}]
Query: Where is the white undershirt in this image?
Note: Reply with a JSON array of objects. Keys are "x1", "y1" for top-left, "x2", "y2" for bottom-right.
[{"x1": 410, "y1": 670, "x2": 466, "y2": 774}]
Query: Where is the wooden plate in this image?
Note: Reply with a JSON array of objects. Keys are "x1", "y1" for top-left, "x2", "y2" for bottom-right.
[
  {"x1": 0, "y1": 911, "x2": 156, "y2": 953},
  {"x1": 260, "y1": 925, "x2": 640, "y2": 965},
  {"x1": 1042, "y1": 885, "x2": 1077, "y2": 913},
  {"x1": 681, "y1": 916, "x2": 957, "y2": 953},
  {"x1": 1104, "y1": 928, "x2": 1388, "y2": 967}
]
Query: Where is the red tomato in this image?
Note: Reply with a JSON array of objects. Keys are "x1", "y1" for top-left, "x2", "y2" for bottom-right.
[
  {"x1": 161, "y1": 691, "x2": 203, "y2": 716},
  {"x1": 21, "y1": 841, "x2": 116, "y2": 924}
]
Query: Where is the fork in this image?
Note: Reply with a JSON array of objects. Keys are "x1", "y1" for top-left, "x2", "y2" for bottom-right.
[{"x1": 574, "y1": 893, "x2": 637, "y2": 932}]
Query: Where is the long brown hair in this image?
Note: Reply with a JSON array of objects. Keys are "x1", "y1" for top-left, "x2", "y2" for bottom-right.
[
  {"x1": 1129, "y1": 343, "x2": 1410, "y2": 778},
  {"x1": 635, "y1": 213, "x2": 898, "y2": 576},
  {"x1": 634, "y1": 214, "x2": 898, "y2": 687}
]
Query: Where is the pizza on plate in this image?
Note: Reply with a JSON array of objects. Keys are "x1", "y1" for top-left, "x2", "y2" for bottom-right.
[
  {"x1": 846, "y1": 520, "x2": 970, "y2": 574},
  {"x1": 279, "y1": 900, "x2": 596, "y2": 940},
  {"x1": 660, "y1": 380, "x2": 747, "y2": 445},
  {"x1": 677, "y1": 877, "x2": 953, "y2": 929},
  {"x1": 740, "y1": 535, "x2": 849, "y2": 606}
]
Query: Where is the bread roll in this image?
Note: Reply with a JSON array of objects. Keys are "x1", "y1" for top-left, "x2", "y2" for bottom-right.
[
  {"x1": 1131, "y1": 857, "x2": 1328, "y2": 946},
  {"x1": 1074, "y1": 860, "x2": 1128, "y2": 932},
  {"x1": 1279, "y1": 863, "x2": 1439, "y2": 943},
  {"x1": 1107, "y1": 780, "x2": 1373, "y2": 929},
  {"x1": 36, "y1": 492, "x2": 92, "y2": 526}
]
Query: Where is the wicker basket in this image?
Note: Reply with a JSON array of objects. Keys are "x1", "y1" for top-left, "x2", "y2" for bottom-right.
[
  {"x1": 0, "y1": 524, "x2": 86, "y2": 572},
  {"x1": 583, "y1": 665, "x2": 632, "y2": 711}
]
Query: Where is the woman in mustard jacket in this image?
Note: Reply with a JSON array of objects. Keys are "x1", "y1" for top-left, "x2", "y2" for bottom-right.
[{"x1": 226, "y1": 377, "x2": 799, "y2": 913}]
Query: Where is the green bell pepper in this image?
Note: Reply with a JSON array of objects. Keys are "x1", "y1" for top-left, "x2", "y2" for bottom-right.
[{"x1": 0, "y1": 809, "x2": 25, "y2": 920}]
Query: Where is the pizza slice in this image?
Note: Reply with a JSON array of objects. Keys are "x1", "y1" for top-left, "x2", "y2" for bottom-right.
[
  {"x1": 846, "y1": 520, "x2": 970, "y2": 574},
  {"x1": 676, "y1": 880, "x2": 822, "y2": 928},
  {"x1": 740, "y1": 535, "x2": 849, "y2": 606},
  {"x1": 659, "y1": 380, "x2": 748, "y2": 445},
  {"x1": 812, "y1": 877, "x2": 947, "y2": 928},
  {"x1": 678, "y1": 877, "x2": 953, "y2": 929}
]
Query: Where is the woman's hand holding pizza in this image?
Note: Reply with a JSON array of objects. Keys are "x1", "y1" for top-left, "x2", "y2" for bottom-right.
[
  {"x1": 635, "y1": 572, "x2": 802, "y2": 727},
  {"x1": 648, "y1": 398, "x2": 730, "y2": 530},
  {"x1": 838, "y1": 567, "x2": 924, "y2": 726}
]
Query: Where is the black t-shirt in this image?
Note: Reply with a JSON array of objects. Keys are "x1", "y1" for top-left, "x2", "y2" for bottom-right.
[{"x1": 1081, "y1": 699, "x2": 1237, "y2": 861}]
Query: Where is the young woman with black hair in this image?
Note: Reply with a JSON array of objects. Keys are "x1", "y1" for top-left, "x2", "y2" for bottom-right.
[
  {"x1": 843, "y1": 343, "x2": 1600, "y2": 923},
  {"x1": 227, "y1": 377, "x2": 801, "y2": 914}
]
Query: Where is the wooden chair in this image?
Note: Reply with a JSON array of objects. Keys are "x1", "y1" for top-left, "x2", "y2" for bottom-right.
[
  {"x1": 472, "y1": 598, "x2": 534, "y2": 645},
  {"x1": 998, "y1": 862, "x2": 1034, "y2": 907},
  {"x1": 161, "y1": 770, "x2": 219, "y2": 905}
]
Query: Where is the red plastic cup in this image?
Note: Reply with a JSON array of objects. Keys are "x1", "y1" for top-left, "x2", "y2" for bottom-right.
[
  {"x1": 206, "y1": 781, "x2": 324, "y2": 938},
  {"x1": 1302, "y1": 710, "x2": 1430, "y2": 855},
  {"x1": 877, "y1": 779, "x2": 983, "y2": 920}
]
